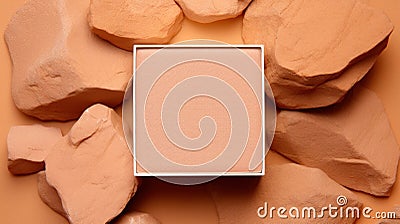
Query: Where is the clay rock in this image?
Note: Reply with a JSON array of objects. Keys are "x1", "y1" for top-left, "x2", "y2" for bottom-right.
[
  {"x1": 4, "y1": 0, "x2": 132, "y2": 121},
  {"x1": 45, "y1": 104, "x2": 139, "y2": 224},
  {"x1": 272, "y1": 87, "x2": 400, "y2": 196},
  {"x1": 113, "y1": 211, "x2": 160, "y2": 224},
  {"x1": 175, "y1": 0, "x2": 252, "y2": 23},
  {"x1": 267, "y1": 42, "x2": 385, "y2": 109},
  {"x1": 243, "y1": 0, "x2": 393, "y2": 109},
  {"x1": 210, "y1": 163, "x2": 362, "y2": 223},
  {"x1": 7, "y1": 124, "x2": 62, "y2": 175},
  {"x1": 88, "y1": 0, "x2": 183, "y2": 51},
  {"x1": 37, "y1": 171, "x2": 67, "y2": 218}
]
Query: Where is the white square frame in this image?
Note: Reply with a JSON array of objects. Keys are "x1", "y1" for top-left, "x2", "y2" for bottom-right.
[{"x1": 133, "y1": 44, "x2": 266, "y2": 177}]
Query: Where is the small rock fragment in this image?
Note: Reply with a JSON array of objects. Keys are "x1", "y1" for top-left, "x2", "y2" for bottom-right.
[
  {"x1": 7, "y1": 125, "x2": 62, "y2": 175},
  {"x1": 175, "y1": 0, "x2": 252, "y2": 23},
  {"x1": 88, "y1": 0, "x2": 183, "y2": 50},
  {"x1": 4, "y1": 0, "x2": 132, "y2": 120},
  {"x1": 37, "y1": 171, "x2": 67, "y2": 218},
  {"x1": 272, "y1": 87, "x2": 400, "y2": 196},
  {"x1": 113, "y1": 211, "x2": 160, "y2": 224},
  {"x1": 210, "y1": 163, "x2": 362, "y2": 223},
  {"x1": 45, "y1": 104, "x2": 139, "y2": 224},
  {"x1": 243, "y1": 0, "x2": 393, "y2": 109}
]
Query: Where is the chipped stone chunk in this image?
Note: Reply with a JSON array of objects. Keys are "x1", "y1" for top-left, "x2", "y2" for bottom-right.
[
  {"x1": 45, "y1": 104, "x2": 139, "y2": 224},
  {"x1": 4, "y1": 0, "x2": 132, "y2": 120},
  {"x1": 272, "y1": 88, "x2": 400, "y2": 196},
  {"x1": 243, "y1": 0, "x2": 393, "y2": 109},
  {"x1": 7, "y1": 125, "x2": 62, "y2": 175},
  {"x1": 88, "y1": 0, "x2": 183, "y2": 50}
]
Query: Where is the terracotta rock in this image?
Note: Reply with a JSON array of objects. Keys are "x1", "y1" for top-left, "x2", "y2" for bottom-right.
[
  {"x1": 243, "y1": 0, "x2": 393, "y2": 109},
  {"x1": 88, "y1": 0, "x2": 183, "y2": 51},
  {"x1": 113, "y1": 211, "x2": 160, "y2": 224},
  {"x1": 37, "y1": 171, "x2": 67, "y2": 218},
  {"x1": 7, "y1": 124, "x2": 62, "y2": 175},
  {"x1": 175, "y1": 0, "x2": 252, "y2": 23},
  {"x1": 272, "y1": 87, "x2": 400, "y2": 196},
  {"x1": 45, "y1": 104, "x2": 139, "y2": 224},
  {"x1": 210, "y1": 163, "x2": 362, "y2": 223},
  {"x1": 268, "y1": 40, "x2": 386, "y2": 109},
  {"x1": 4, "y1": 0, "x2": 132, "y2": 121}
]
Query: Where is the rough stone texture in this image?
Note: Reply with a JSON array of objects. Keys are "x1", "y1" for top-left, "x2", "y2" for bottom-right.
[
  {"x1": 272, "y1": 87, "x2": 400, "y2": 196},
  {"x1": 7, "y1": 125, "x2": 62, "y2": 175},
  {"x1": 210, "y1": 163, "x2": 362, "y2": 223},
  {"x1": 175, "y1": 0, "x2": 252, "y2": 23},
  {"x1": 37, "y1": 171, "x2": 67, "y2": 218},
  {"x1": 243, "y1": 0, "x2": 393, "y2": 109},
  {"x1": 88, "y1": 0, "x2": 183, "y2": 51},
  {"x1": 267, "y1": 41, "x2": 385, "y2": 109},
  {"x1": 4, "y1": 0, "x2": 132, "y2": 121},
  {"x1": 113, "y1": 211, "x2": 160, "y2": 224},
  {"x1": 45, "y1": 104, "x2": 139, "y2": 224}
]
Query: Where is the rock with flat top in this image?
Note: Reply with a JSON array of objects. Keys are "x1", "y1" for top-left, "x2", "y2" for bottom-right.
[
  {"x1": 175, "y1": 0, "x2": 252, "y2": 23},
  {"x1": 267, "y1": 44, "x2": 384, "y2": 109},
  {"x1": 272, "y1": 87, "x2": 400, "y2": 196},
  {"x1": 37, "y1": 171, "x2": 67, "y2": 218},
  {"x1": 7, "y1": 125, "x2": 62, "y2": 175},
  {"x1": 210, "y1": 163, "x2": 362, "y2": 223},
  {"x1": 45, "y1": 104, "x2": 139, "y2": 224},
  {"x1": 243, "y1": 0, "x2": 393, "y2": 109},
  {"x1": 4, "y1": 0, "x2": 132, "y2": 120},
  {"x1": 88, "y1": 0, "x2": 183, "y2": 51},
  {"x1": 114, "y1": 211, "x2": 160, "y2": 224}
]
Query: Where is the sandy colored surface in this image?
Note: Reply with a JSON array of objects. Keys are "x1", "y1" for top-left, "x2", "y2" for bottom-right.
[
  {"x1": 273, "y1": 87, "x2": 400, "y2": 196},
  {"x1": 4, "y1": 0, "x2": 132, "y2": 121},
  {"x1": 7, "y1": 124, "x2": 62, "y2": 175},
  {"x1": 88, "y1": 0, "x2": 183, "y2": 50},
  {"x1": 45, "y1": 104, "x2": 138, "y2": 224},
  {"x1": 210, "y1": 163, "x2": 362, "y2": 224},
  {"x1": 134, "y1": 47, "x2": 263, "y2": 174},
  {"x1": 0, "y1": 0, "x2": 399, "y2": 223},
  {"x1": 242, "y1": 0, "x2": 393, "y2": 109}
]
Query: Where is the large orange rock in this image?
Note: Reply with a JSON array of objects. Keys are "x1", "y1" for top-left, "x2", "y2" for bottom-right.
[
  {"x1": 243, "y1": 0, "x2": 393, "y2": 109},
  {"x1": 266, "y1": 44, "x2": 384, "y2": 109},
  {"x1": 272, "y1": 88, "x2": 400, "y2": 196},
  {"x1": 175, "y1": 0, "x2": 252, "y2": 23},
  {"x1": 7, "y1": 125, "x2": 62, "y2": 175},
  {"x1": 4, "y1": 0, "x2": 132, "y2": 121},
  {"x1": 88, "y1": 0, "x2": 183, "y2": 51},
  {"x1": 45, "y1": 104, "x2": 139, "y2": 224},
  {"x1": 210, "y1": 163, "x2": 362, "y2": 223}
]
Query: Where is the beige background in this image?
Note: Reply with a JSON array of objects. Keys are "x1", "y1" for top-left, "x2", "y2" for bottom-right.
[{"x1": 0, "y1": 0, "x2": 399, "y2": 223}]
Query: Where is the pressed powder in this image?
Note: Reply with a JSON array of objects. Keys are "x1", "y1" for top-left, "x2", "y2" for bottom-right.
[{"x1": 133, "y1": 45, "x2": 268, "y2": 176}]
